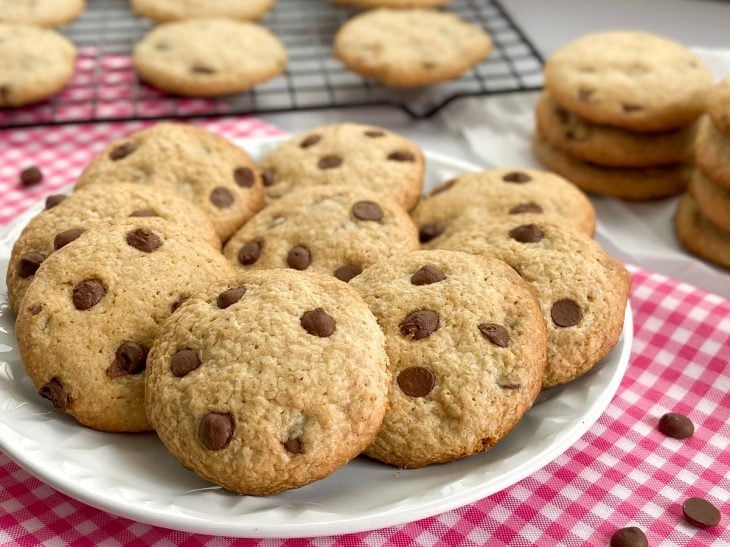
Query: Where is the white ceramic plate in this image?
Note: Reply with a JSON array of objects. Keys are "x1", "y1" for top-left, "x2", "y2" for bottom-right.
[{"x1": 0, "y1": 137, "x2": 633, "y2": 538}]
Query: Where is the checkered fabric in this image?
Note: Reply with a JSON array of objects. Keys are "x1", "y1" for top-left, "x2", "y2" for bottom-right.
[{"x1": 1, "y1": 121, "x2": 728, "y2": 546}]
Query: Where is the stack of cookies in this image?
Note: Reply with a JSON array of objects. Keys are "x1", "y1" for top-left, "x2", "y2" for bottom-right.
[
  {"x1": 676, "y1": 78, "x2": 730, "y2": 269},
  {"x1": 534, "y1": 31, "x2": 714, "y2": 201}
]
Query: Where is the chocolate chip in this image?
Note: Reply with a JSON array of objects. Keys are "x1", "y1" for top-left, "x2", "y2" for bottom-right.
[
  {"x1": 107, "y1": 341, "x2": 148, "y2": 377},
  {"x1": 19, "y1": 166, "x2": 42, "y2": 187},
  {"x1": 622, "y1": 103, "x2": 643, "y2": 113},
  {"x1": 578, "y1": 87, "x2": 594, "y2": 102},
  {"x1": 364, "y1": 130, "x2": 385, "y2": 138},
  {"x1": 210, "y1": 186, "x2": 234, "y2": 208},
  {"x1": 397, "y1": 367, "x2": 436, "y2": 397},
  {"x1": 610, "y1": 527, "x2": 648, "y2": 547},
  {"x1": 129, "y1": 209, "x2": 157, "y2": 217},
  {"x1": 262, "y1": 170, "x2": 276, "y2": 187},
  {"x1": 682, "y1": 497, "x2": 721, "y2": 528},
  {"x1": 284, "y1": 437, "x2": 302, "y2": 454},
  {"x1": 217, "y1": 287, "x2": 246, "y2": 309},
  {"x1": 658, "y1": 412, "x2": 694, "y2": 439},
  {"x1": 300, "y1": 134, "x2": 321, "y2": 148},
  {"x1": 0, "y1": 84, "x2": 11, "y2": 104},
  {"x1": 352, "y1": 201, "x2": 383, "y2": 221},
  {"x1": 551, "y1": 299, "x2": 582, "y2": 327},
  {"x1": 400, "y1": 309, "x2": 439, "y2": 340},
  {"x1": 39, "y1": 377, "x2": 70, "y2": 411},
  {"x1": 171, "y1": 295, "x2": 189, "y2": 312},
  {"x1": 72, "y1": 279, "x2": 106, "y2": 310},
  {"x1": 498, "y1": 381, "x2": 522, "y2": 389},
  {"x1": 17, "y1": 252, "x2": 44, "y2": 278},
  {"x1": 109, "y1": 142, "x2": 136, "y2": 161},
  {"x1": 411, "y1": 265, "x2": 446, "y2": 286},
  {"x1": 301, "y1": 308, "x2": 336, "y2": 337},
  {"x1": 191, "y1": 63, "x2": 216, "y2": 74},
  {"x1": 388, "y1": 150, "x2": 415, "y2": 162},
  {"x1": 509, "y1": 223, "x2": 544, "y2": 243},
  {"x1": 234, "y1": 167, "x2": 255, "y2": 188},
  {"x1": 45, "y1": 194, "x2": 66, "y2": 209},
  {"x1": 318, "y1": 155, "x2": 342, "y2": 169},
  {"x1": 126, "y1": 228, "x2": 162, "y2": 253},
  {"x1": 430, "y1": 178, "x2": 457, "y2": 196},
  {"x1": 502, "y1": 171, "x2": 532, "y2": 183},
  {"x1": 238, "y1": 240, "x2": 262, "y2": 266},
  {"x1": 509, "y1": 202, "x2": 543, "y2": 215},
  {"x1": 478, "y1": 323, "x2": 509, "y2": 347},
  {"x1": 418, "y1": 222, "x2": 445, "y2": 244},
  {"x1": 333, "y1": 264, "x2": 361, "y2": 282},
  {"x1": 171, "y1": 348, "x2": 201, "y2": 377},
  {"x1": 28, "y1": 303, "x2": 43, "y2": 315},
  {"x1": 199, "y1": 412, "x2": 234, "y2": 450},
  {"x1": 287, "y1": 245, "x2": 311, "y2": 270},
  {"x1": 53, "y1": 228, "x2": 84, "y2": 250}
]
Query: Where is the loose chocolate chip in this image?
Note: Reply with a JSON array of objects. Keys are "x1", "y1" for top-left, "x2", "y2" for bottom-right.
[
  {"x1": 238, "y1": 240, "x2": 262, "y2": 266},
  {"x1": 318, "y1": 155, "x2": 342, "y2": 169},
  {"x1": 658, "y1": 412, "x2": 694, "y2": 439},
  {"x1": 333, "y1": 264, "x2": 361, "y2": 282},
  {"x1": 397, "y1": 366, "x2": 436, "y2": 397},
  {"x1": 126, "y1": 228, "x2": 162, "y2": 253},
  {"x1": 199, "y1": 412, "x2": 234, "y2": 450},
  {"x1": 300, "y1": 134, "x2": 321, "y2": 148},
  {"x1": 430, "y1": 178, "x2": 457, "y2": 196},
  {"x1": 72, "y1": 279, "x2": 106, "y2": 310},
  {"x1": 610, "y1": 527, "x2": 648, "y2": 547},
  {"x1": 364, "y1": 130, "x2": 385, "y2": 138},
  {"x1": 191, "y1": 63, "x2": 216, "y2": 74},
  {"x1": 109, "y1": 142, "x2": 136, "y2": 161},
  {"x1": 284, "y1": 437, "x2": 302, "y2": 454},
  {"x1": 411, "y1": 265, "x2": 446, "y2": 286},
  {"x1": 301, "y1": 308, "x2": 336, "y2": 337},
  {"x1": 352, "y1": 200, "x2": 384, "y2": 221},
  {"x1": 509, "y1": 202, "x2": 543, "y2": 215},
  {"x1": 28, "y1": 303, "x2": 43, "y2": 315},
  {"x1": 210, "y1": 186, "x2": 234, "y2": 208},
  {"x1": 578, "y1": 87, "x2": 595, "y2": 102},
  {"x1": 478, "y1": 323, "x2": 509, "y2": 347},
  {"x1": 509, "y1": 223, "x2": 544, "y2": 243},
  {"x1": 129, "y1": 209, "x2": 157, "y2": 217},
  {"x1": 502, "y1": 171, "x2": 532, "y2": 183},
  {"x1": 418, "y1": 222, "x2": 445, "y2": 244},
  {"x1": 20, "y1": 165, "x2": 42, "y2": 187},
  {"x1": 217, "y1": 287, "x2": 246, "y2": 309},
  {"x1": 171, "y1": 295, "x2": 189, "y2": 313},
  {"x1": 262, "y1": 170, "x2": 276, "y2": 187},
  {"x1": 399, "y1": 309, "x2": 440, "y2": 340},
  {"x1": 682, "y1": 497, "x2": 721, "y2": 528},
  {"x1": 53, "y1": 228, "x2": 85, "y2": 250},
  {"x1": 551, "y1": 299, "x2": 582, "y2": 327},
  {"x1": 622, "y1": 103, "x2": 643, "y2": 113},
  {"x1": 287, "y1": 245, "x2": 311, "y2": 270},
  {"x1": 39, "y1": 377, "x2": 70, "y2": 411},
  {"x1": 45, "y1": 194, "x2": 66, "y2": 209},
  {"x1": 388, "y1": 150, "x2": 415, "y2": 162},
  {"x1": 171, "y1": 348, "x2": 201, "y2": 377},
  {"x1": 17, "y1": 252, "x2": 44, "y2": 278},
  {"x1": 108, "y1": 341, "x2": 148, "y2": 377},
  {"x1": 234, "y1": 166, "x2": 255, "y2": 188}
]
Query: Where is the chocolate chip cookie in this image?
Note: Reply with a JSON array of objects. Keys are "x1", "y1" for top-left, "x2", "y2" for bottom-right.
[
  {"x1": 706, "y1": 77, "x2": 730, "y2": 136},
  {"x1": 690, "y1": 168, "x2": 730, "y2": 232},
  {"x1": 695, "y1": 115, "x2": 730, "y2": 190},
  {"x1": 675, "y1": 194, "x2": 730, "y2": 270},
  {"x1": 131, "y1": 0, "x2": 274, "y2": 22},
  {"x1": 0, "y1": 0, "x2": 84, "y2": 27},
  {"x1": 15, "y1": 218, "x2": 234, "y2": 432},
  {"x1": 350, "y1": 250, "x2": 546, "y2": 468},
  {"x1": 145, "y1": 270, "x2": 389, "y2": 494}
]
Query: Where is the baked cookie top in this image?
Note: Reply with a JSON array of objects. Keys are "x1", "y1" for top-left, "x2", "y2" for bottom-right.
[
  {"x1": 0, "y1": 23, "x2": 76, "y2": 107},
  {"x1": 6, "y1": 182, "x2": 220, "y2": 315},
  {"x1": 334, "y1": 9, "x2": 491, "y2": 87},
  {"x1": 260, "y1": 123, "x2": 424, "y2": 210},
  {"x1": 131, "y1": 0, "x2": 274, "y2": 22},
  {"x1": 544, "y1": 31, "x2": 713, "y2": 132},
  {"x1": 223, "y1": 184, "x2": 418, "y2": 281},
  {"x1": 75, "y1": 123, "x2": 264, "y2": 240},
  {"x1": 0, "y1": 0, "x2": 84, "y2": 27},
  {"x1": 14, "y1": 218, "x2": 234, "y2": 433},
  {"x1": 132, "y1": 18, "x2": 286, "y2": 97},
  {"x1": 695, "y1": 115, "x2": 730, "y2": 190},
  {"x1": 145, "y1": 270, "x2": 389, "y2": 494},
  {"x1": 411, "y1": 167, "x2": 596, "y2": 248},
  {"x1": 706, "y1": 77, "x2": 730, "y2": 136},
  {"x1": 350, "y1": 250, "x2": 546, "y2": 468},
  {"x1": 438, "y1": 216, "x2": 630, "y2": 388}
]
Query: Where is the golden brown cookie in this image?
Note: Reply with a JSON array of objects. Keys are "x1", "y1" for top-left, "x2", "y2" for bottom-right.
[
  {"x1": 131, "y1": 0, "x2": 274, "y2": 22},
  {"x1": 690, "y1": 169, "x2": 730, "y2": 233},
  {"x1": 695, "y1": 115, "x2": 730, "y2": 190},
  {"x1": 706, "y1": 77, "x2": 730, "y2": 136},
  {"x1": 675, "y1": 193, "x2": 730, "y2": 270},
  {"x1": 0, "y1": 0, "x2": 84, "y2": 27}
]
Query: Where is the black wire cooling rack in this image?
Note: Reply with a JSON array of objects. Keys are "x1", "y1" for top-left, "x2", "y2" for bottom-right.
[{"x1": 0, "y1": 0, "x2": 544, "y2": 129}]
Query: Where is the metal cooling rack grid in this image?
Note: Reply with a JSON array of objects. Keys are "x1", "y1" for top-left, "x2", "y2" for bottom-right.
[{"x1": 0, "y1": 0, "x2": 544, "y2": 129}]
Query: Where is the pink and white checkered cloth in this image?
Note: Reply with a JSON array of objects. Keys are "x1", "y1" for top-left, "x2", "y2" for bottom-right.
[{"x1": 1, "y1": 121, "x2": 728, "y2": 546}]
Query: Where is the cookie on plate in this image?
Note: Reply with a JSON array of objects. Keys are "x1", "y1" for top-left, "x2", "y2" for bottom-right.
[
  {"x1": 532, "y1": 130, "x2": 690, "y2": 200},
  {"x1": 334, "y1": 9, "x2": 491, "y2": 87},
  {"x1": 15, "y1": 218, "x2": 234, "y2": 432},
  {"x1": 695, "y1": 116, "x2": 730, "y2": 189},
  {"x1": 706, "y1": 77, "x2": 730, "y2": 136},
  {"x1": 0, "y1": 0, "x2": 84, "y2": 27},
  {"x1": 260, "y1": 123, "x2": 424, "y2": 210},
  {"x1": 544, "y1": 31, "x2": 713, "y2": 132},
  {"x1": 6, "y1": 183, "x2": 220, "y2": 315},
  {"x1": 675, "y1": 194, "x2": 730, "y2": 270},
  {"x1": 0, "y1": 23, "x2": 76, "y2": 107},
  {"x1": 75, "y1": 123, "x2": 264, "y2": 241},
  {"x1": 536, "y1": 91, "x2": 695, "y2": 168},
  {"x1": 411, "y1": 168, "x2": 596, "y2": 248},
  {"x1": 690, "y1": 169, "x2": 730, "y2": 233},
  {"x1": 223, "y1": 184, "x2": 418, "y2": 281},
  {"x1": 332, "y1": 0, "x2": 450, "y2": 7},
  {"x1": 133, "y1": 18, "x2": 286, "y2": 97},
  {"x1": 146, "y1": 270, "x2": 389, "y2": 494},
  {"x1": 438, "y1": 216, "x2": 630, "y2": 388},
  {"x1": 131, "y1": 0, "x2": 274, "y2": 22},
  {"x1": 350, "y1": 250, "x2": 546, "y2": 468}
]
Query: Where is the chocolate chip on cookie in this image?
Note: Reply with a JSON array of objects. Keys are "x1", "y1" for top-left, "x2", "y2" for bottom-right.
[
  {"x1": 287, "y1": 245, "x2": 311, "y2": 270},
  {"x1": 72, "y1": 279, "x2": 106, "y2": 310},
  {"x1": 400, "y1": 309, "x2": 440, "y2": 340},
  {"x1": 509, "y1": 202, "x2": 543, "y2": 215},
  {"x1": 17, "y1": 252, "x2": 45, "y2": 278},
  {"x1": 478, "y1": 323, "x2": 509, "y2": 347},
  {"x1": 171, "y1": 348, "x2": 201, "y2": 377},
  {"x1": 503, "y1": 171, "x2": 532, "y2": 183},
  {"x1": 217, "y1": 287, "x2": 246, "y2": 309},
  {"x1": 53, "y1": 228, "x2": 85, "y2": 250},
  {"x1": 129, "y1": 209, "x2": 157, "y2": 217},
  {"x1": 300, "y1": 308, "x2": 336, "y2": 337},
  {"x1": 39, "y1": 377, "x2": 71, "y2": 411},
  {"x1": 388, "y1": 150, "x2": 415, "y2": 162},
  {"x1": 419, "y1": 222, "x2": 445, "y2": 244},
  {"x1": 334, "y1": 264, "x2": 361, "y2": 282},
  {"x1": 352, "y1": 200, "x2": 384, "y2": 221},
  {"x1": 109, "y1": 142, "x2": 137, "y2": 161},
  {"x1": 397, "y1": 366, "x2": 436, "y2": 397},
  {"x1": 509, "y1": 224, "x2": 544, "y2": 243},
  {"x1": 45, "y1": 194, "x2": 67, "y2": 210},
  {"x1": 283, "y1": 437, "x2": 302, "y2": 454},
  {"x1": 199, "y1": 412, "x2": 235, "y2": 450},
  {"x1": 210, "y1": 187, "x2": 234, "y2": 208},
  {"x1": 107, "y1": 341, "x2": 148, "y2": 378},
  {"x1": 234, "y1": 167, "x2": 255, "y2": 188},
  {"x1": 410, "y1": 265, "x2": 446, "y2": 285},
  {"x1": 127, "y1": 228, "x2": 162, "y2": 252},
  {"x1": 551, "y1": 298, "x2": 582, "y2": 327},
  {"x1": 238, "y1": 240, "x2": 262, "y2": 265},
  {"x1": 300, "y1": 134, "x2": 321, "y2": 148},
  {"x1": 318, "y1": 155, "x2": 343, "y2": 170}
]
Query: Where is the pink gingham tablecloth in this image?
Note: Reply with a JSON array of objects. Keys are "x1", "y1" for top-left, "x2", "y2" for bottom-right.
[{"x1": 1, "y1": 120, "x2": 729, "y2": 546}]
